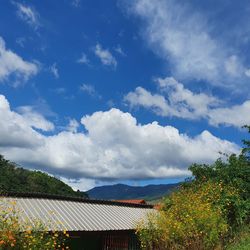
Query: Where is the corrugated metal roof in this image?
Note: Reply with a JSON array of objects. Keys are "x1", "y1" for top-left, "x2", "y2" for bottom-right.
[{"x1": 2, "y1": 196, "x2": 155, "y2": 232}]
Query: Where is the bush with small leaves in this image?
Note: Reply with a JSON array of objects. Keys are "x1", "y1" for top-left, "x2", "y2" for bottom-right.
[
  {"x1": 136, "y1": 182, "x2": 232, "y2": 250},
  {"x1": 0, "y1": 198, "x2": 70, "y2": 249}
]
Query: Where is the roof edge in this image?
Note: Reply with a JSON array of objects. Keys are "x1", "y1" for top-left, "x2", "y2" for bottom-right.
[{"x1": 0, "y1": 192, "x2": 154, "y2": 209}]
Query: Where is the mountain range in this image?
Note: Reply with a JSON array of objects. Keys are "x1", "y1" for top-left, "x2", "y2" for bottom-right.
[{"x1": 87, "y1": 183, "x2": 179, "y2": 201}]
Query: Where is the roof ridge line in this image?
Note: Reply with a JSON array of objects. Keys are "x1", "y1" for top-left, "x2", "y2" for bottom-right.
[{"x1": 0, "y1": 192, "x2": 154, "y2": 209}]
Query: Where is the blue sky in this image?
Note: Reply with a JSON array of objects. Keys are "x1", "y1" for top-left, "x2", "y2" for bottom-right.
[{"x1": 0, "y1": 0, "x2": 249, "y2": 190}]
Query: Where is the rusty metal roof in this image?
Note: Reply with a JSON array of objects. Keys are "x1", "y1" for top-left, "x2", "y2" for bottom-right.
[
  {"x1": 115, "y1": 199, "x2": 146, "y2": 205},
  {"x1": 1, "y1": 194, "x2": 155, "y2": 232}
]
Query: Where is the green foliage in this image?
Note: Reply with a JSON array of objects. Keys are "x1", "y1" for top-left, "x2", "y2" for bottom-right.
[
  {"x1": 226, "y1": 226, "x2": 250, "y2": 250},
  {"x1": 0, "y1": 155, "x2": 88, "y2": 198},
  {"x1": 189, "y1": 154, "x2": 250, "y2": 200},
  {"x1": 189, "y1": 154, "x2": 250, "y2": 227},
  {"x1": 137, "y1": 182, "x2": 229, "y2": 250},
  {"x1": 242, "y1": 125, "x2": 250, "y2": 159}
]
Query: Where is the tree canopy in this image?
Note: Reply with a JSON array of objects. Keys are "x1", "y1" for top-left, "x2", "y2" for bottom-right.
[{"x1": 0, "y1": 155, "x2": 88, "y2": 198}]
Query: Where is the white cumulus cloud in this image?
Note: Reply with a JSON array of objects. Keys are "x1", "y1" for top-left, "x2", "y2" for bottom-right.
[
  {"x1": 0, "y1": 94, "x2": 239, "y2": 182},
  {"x1": 125, "y1": 77, "x2": 219, "y2": 119},
  {"x1": 0, "y1": 95, "x2": 44, "y2": 148},
  {"x1": 208, "y1": 101, "x2": 250, "y2": 127},
  {"x1": 0, "y1": 37, "x2": 38, "y2": 84},
  {"x1": 16, "y1": 106, "x2": 55, "y2": 132},
  {"x1": 125, "y1": 77, "x2": 250, "y2": 128}
]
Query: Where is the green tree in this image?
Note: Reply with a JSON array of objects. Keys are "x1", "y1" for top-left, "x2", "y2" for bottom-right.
[
  {"x1": 242, "y1": 125, "x2": 250, "y2": 159},
  {"x1": 0, "y1": 154, "x2": 88, "y2": 198},
  {"x1": 188, "y1": 126, "x2": 250, "y2": 226}
]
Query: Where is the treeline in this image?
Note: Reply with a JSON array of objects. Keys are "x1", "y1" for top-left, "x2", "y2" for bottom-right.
[
  {"x1": 0, "y1": 155, "x2": 88, "y2": 199},
  {"x1": 137, "y1": 126, "x2": 250, "y2": 250}
]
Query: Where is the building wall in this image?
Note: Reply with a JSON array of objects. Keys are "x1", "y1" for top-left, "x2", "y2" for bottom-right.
[{"x1": 67, "y1": 230, "x2": 141, "y2": 250}]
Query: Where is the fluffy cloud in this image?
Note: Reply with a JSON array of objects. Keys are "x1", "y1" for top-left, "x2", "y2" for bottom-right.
[
  {"x1": 16, "y1": 106, "x2": 55, "y2": 132},
  {"x1": 125, "y1": 77, "x2": 250, "y2": 128},
  {"x1": 208, "y1": 101, "x2": 250, "y2": 127},
  {"x1": 125, "y1": 0, "x2": 249, "y2": 85},
  {"x1": 0, "y1": 37, "x2": 38, "y2": 84},
  {"x1": 125, "y1": 87, "x2": 170, "y2": 116},
  {"x1": 0, "y1": 95, "x2": 44, "y2": 148},
  {"x1": 0, "y1": 94, "x2": 238, "y2": 183},
  {"x1": 125, "y1": 77, "x2": 219, "y2": 119},
  {"x1": 94, "y1": 44, "x2": 117, "y2": 68},
  {"x1": 14, "y1": 2, "x2": 40, "y2": 29}
]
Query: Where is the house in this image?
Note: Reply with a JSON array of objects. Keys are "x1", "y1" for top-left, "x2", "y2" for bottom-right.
[{"x1": 1, "y1": 193, "x2": 155, "y2": 250}]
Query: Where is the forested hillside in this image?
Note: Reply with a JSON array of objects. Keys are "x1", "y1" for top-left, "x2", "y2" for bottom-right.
[
  {"x1": 87, "y1": 183, "x2": 179, "y2": 201},
  {"x1": 0, "y1": 155, "x2": 88, "y2": 198}
]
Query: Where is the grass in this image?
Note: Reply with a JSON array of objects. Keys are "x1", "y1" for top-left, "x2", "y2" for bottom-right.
[{"x1": 226, "y1": 226, "x2": 250, "y2": 250}]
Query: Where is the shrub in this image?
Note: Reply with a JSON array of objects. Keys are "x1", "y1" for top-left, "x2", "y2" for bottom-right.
[
  {"x1": 189, "y1": 154, "x2": 250, "y2": 227},
  {"x1": 136, "y1": 182, "x2": 231, "y2": 250},
  {"x1": 0, "y1": 198, "x2": 69, "y2": 249}
]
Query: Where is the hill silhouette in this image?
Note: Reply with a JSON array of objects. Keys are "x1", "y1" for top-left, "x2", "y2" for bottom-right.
[
  {"x1": 87, "y1": 183, "x2": 179, "y2": 201},
  {"x1": 0, "y1": 155, "x2": 88, "y2": 198}
]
